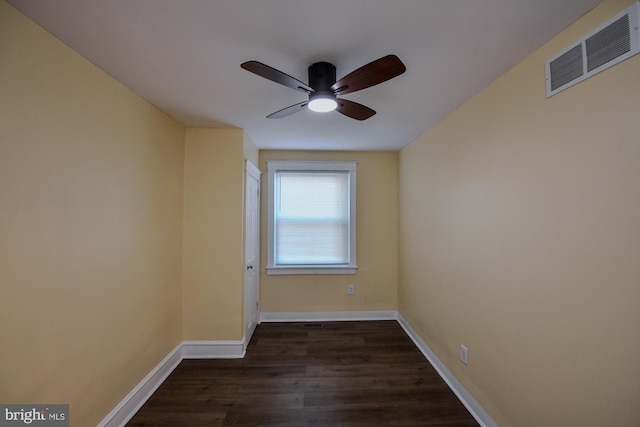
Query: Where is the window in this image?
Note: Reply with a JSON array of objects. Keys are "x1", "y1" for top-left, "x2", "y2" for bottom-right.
[{"x1": 266, "y1": 161, "x2": 357, "y2": 275}]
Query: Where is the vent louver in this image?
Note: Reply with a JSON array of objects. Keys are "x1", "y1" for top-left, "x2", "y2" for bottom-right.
[
  {"x1": 545, "y1": 2, "x2": 640, "y2": 97},
  {"x1": 586, "y1": 14, "x2": 631, "y2": 71},
  {"x1": 549, "y1": 44, "x2": 584, "y2": 91}
]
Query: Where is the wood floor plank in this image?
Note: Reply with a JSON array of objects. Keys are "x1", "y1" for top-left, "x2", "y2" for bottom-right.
[{"x1": 126, "y1": 321, "x2": 479, "y2": 427}]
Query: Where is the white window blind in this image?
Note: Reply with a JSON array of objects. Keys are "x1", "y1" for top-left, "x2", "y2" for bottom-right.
[{"x1": 267, "y1": 161, "x2": 357, "y2": 275}]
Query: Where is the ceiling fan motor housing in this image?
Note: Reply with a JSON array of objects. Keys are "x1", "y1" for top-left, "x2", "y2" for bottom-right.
[
  {"x1": 309, "y1": 62, "x2": 336, "y2": 111},
  {"x1": 308, "y1": 62, "x2": 336, "y2": 91}
]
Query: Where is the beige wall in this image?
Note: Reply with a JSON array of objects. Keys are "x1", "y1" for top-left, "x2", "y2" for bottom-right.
[
  {"x1": 398, "y1": 0, "x2": 640, "y2": 426},
  {"x1": 259, "y1": 150, "x2": 398, "y2": 313},
  {"x1": 0, "y1": 1, "x2": 185, "y2": 425},
  {"x1": 243, "y1": 132, "x2": 260, "y2": 167},
  {"x1": 183, "y1": 128, "x2": 246, "y2": 340}
]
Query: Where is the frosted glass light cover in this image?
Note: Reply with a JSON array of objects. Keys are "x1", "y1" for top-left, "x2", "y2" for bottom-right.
[{"x1": 308, "y1": 97, "x2": 337, "y2": 112}]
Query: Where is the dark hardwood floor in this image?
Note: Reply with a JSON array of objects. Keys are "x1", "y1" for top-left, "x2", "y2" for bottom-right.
[{"x1": 126, "y1": 321, "x2": 480, "y2": 426}]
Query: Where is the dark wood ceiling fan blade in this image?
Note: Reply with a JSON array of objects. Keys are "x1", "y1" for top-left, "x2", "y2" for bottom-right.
[
  {"x1": 331, "y1": 55, "x2": 406, "y2": 95},
  {"x1": 267, "y1": 101, "x2": 308, "y2": 119},
  {"x1": 335, "y1": 99, "x2": 376, "y2": 121},
  {"x1": 241, "y1": 61, "x2": 314, "y2": 94}
]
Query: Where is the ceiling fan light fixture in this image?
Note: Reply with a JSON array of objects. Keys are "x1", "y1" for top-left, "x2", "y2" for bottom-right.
[
  {"x1": 308, "y1": 92, "x2": 337, "y2": 113},
  {"x1": 241, "y1": 55, "x2": 405, "y2": 120}
]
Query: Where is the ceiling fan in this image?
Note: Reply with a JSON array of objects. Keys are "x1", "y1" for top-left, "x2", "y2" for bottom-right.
[{"x1": 241, "y1": 55, "x2": 406, "y2": 121}]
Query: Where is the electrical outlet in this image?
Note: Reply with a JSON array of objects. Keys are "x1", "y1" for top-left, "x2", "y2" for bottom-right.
[
  {"x1": 347, "y1": 284, "x2": 355, "y2": 295},
  {"x1": 460, "y1": 345, "x2": 468, "y2": 365}
]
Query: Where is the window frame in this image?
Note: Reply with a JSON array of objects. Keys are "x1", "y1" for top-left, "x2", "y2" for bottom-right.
[{"x1": 266, "y1": 160, "x2": 357, "y2": 275}]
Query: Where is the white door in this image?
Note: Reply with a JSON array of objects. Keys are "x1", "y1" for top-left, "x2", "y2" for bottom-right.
[{"x1": 244, "y1": 161, "x2": 261, "y2": 346}]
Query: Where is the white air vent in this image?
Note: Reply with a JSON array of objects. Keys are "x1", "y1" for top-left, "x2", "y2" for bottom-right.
[{"x1": 545, "y1": 2, "x2": 640, "y2": 97}]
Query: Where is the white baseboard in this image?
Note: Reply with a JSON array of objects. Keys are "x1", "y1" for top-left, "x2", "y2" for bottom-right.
[
  {"x1": 182, "y1": 339, "x2": 246, "y2": 359},
  {"x1": 397, "y1": 314, "x2": 498, "y2": 427},
  {"x1": 98, "y1": 338, "x2": 245, "y2": 427},
  {"x1": 97, "y1": 343, "x2": 182, "y2": 427},
  {"x1": 260, "y1": 310, "x2": 398, "y2": 322}
]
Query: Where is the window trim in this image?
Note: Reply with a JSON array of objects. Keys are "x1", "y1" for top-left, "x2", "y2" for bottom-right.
[{"x1": 266, "y1": 160, "x2": 357, "y2": 275}]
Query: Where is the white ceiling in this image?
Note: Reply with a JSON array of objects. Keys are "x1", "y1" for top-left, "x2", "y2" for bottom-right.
[{"x1": 9, "y1": 0, "x2": 600, "y2": 151}]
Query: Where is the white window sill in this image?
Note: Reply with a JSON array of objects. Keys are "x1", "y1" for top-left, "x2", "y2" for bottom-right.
[{"x1": 266, "y1": 265, "x2": 358, "y2": 275}]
